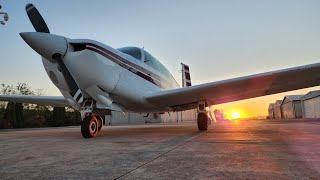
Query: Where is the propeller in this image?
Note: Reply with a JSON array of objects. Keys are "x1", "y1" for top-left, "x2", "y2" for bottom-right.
[
  {"x1": 52, "y1": 53, "x2": 83, "y2": 103},
  {"x1": 24, "y1": 3, "x2": 84, "y2": 103}
]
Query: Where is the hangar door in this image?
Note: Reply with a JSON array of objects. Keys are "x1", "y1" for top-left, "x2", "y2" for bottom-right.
[
  {"x1": 314, "y1": 96, "x2": 320, "y2": 118},
  {"x1": 294, "y1": 102, "x2": 303, "y2": 118},
  {"x1": 303, "y1": 98, "x2": 315, "y2": 118}
]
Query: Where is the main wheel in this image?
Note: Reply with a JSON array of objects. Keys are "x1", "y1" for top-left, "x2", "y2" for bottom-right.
[
  {"x1": 197, "y1": 113, "x2": 208, "y2": 131},
  {"x1": 81, "y1": 116, "x2": 98, "y2": 138}
]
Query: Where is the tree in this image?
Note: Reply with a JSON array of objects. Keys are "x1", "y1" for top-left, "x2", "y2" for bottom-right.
[
  {"x1": 52, "y1": 107, "x2": 66, "y2": 126},
  {"x1": 0, "y1": 83, "x2": 35, "y2": 128},
  {"x1": 213, "y1": 109, "x2": 226, "y2": 121},
  {"x1": 0, "y1": 83, "x2": 81, "y2": 129}
]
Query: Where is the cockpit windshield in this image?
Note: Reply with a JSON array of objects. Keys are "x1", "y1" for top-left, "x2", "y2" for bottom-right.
[
  {"x1": 143, "y1": 50, "x2": 176, "y2": 82},
  {"x1": 118, "y1": 47, "x2": 142, "y2": 61}
]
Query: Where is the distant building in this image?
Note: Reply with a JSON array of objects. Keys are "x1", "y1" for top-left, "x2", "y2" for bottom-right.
[
  {"x1": 274, "y1": 100, "x2": 283, "y2": 119},
  {"x1": 268, "y1": 103, "x2": 275, "y2": 119},
  {"x1": 301, "y1": 90, "x2": 320, "y2": 118},
  {"x1": 281, "y1": 95, "x2": 303, "y2": 119}
]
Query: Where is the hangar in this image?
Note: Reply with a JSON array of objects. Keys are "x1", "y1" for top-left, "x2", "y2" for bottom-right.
[
  {"x1": 268, "y1": 103, "x2": 275, "y2": 119},
  {"x1": 274, "y1": 100, "x2": 283, "y2": 119},
  {"x1": 281, "y1": 95, "x2": 303, "y2": 119},
  {"x1": 301, "y1": 90, "x2": 320, "y2": 118},
  {"x1": 105, "y1": 109, "x2": 197, "y2": 125}
]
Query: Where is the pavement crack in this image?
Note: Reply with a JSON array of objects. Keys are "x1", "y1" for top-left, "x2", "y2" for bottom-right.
[{"x1": 114, "y1": 132, "x2": 203, "y2": 179}]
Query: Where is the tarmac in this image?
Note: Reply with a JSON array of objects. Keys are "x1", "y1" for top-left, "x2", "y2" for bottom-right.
[{"x1": 0, "y1": 119, "x2": 320, "y2": 179}]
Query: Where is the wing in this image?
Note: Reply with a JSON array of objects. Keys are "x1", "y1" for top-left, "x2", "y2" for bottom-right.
[
  {"x1": 0, "y1": 95, "x2": 69, "y2": 107},
  {"x1": 145, "y1": 62, "x2": 320, "y2": 110}
]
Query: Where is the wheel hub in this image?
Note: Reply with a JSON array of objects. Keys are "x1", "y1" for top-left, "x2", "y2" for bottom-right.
[{"x1": 90, "y1": 121, "x2": 96, "y2": 132}]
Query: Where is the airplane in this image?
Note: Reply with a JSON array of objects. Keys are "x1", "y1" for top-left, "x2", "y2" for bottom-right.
[{"x1": 1, "y1": 3, "x2": 320, "y2": 138}]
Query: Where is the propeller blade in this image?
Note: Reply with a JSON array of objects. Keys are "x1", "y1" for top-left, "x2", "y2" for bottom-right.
[
  {"x1": 52, "y1": 53, "x2": 84, "y2": 104},
  {"x1": 25, "y1": 3, "x2": 50, "y2": 33}
]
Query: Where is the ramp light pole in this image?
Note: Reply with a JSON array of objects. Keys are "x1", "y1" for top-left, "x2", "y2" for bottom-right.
[{"x1": 0, "y1": 5, "x2": 9, "y2": 26}]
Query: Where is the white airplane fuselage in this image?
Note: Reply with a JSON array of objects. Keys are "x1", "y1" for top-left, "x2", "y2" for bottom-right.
[{"x1": 21, "y1": 32, "x2": 179, "y2": 112}]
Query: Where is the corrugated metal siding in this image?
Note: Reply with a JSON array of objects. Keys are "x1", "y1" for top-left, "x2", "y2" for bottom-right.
[
  {"x1": 161, "y1": 112, "x2": 177, "y2": 123},
  {"x1": 268, "y1": 109, "x2": 274, "y2": 119},
  {"x1": 274, "y1": 100, "x2": 282, "y2": 119},
  {"x1": 294, "y1": 101, "x2": 303, "y2": 118},
  {"x1": 161, "y1": 109, "x2": 197, "y2": 123},
  {"x1": 105, "y1": 109, "x2": 197, "y2": 125},
  {"x1": 303, "y1": 98, "x2": 315, "y2": 118},
  {"x1": 110, "y1": 112, "x2": 129, "y2": 124},
  {"x1": 181, "y1": 109, "x2": 197, "y2": 122},
  {"x1": 282, "y1": 101, "x2": 294, "y2": 119},
  {"x1": 274, "y1": 105, "x2": 282, "y2": 119},
  {"x1": 315, "y1": 96, "x2": 320, "y2": 118}
]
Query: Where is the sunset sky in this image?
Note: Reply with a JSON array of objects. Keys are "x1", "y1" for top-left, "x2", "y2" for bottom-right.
[{"x1": 1, "y1": 0, "x2": 320, "y2": 118}]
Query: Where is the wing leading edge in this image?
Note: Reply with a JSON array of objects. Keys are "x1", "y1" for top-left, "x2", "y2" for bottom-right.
[
  {"x1": 0, "y1": 95, "x2": 69, "y2": 107},
  {"x1": 145, "y1": 62, "x2": 320, "y2": 110}
]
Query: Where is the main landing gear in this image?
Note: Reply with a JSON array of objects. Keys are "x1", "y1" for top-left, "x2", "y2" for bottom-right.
[
  {"x1": 197, "y1": 101, "x2": 210, "y2": 131},
  {"x1": 197, "y1": 112, "x2": 208, "y2": 131}
]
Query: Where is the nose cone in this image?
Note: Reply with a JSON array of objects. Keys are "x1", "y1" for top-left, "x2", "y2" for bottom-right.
[{"x1": 20, "y1": 32, "x2": 68, "y2": 60}]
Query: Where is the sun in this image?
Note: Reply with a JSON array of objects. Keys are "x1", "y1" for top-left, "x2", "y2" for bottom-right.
[{"x1": 231, "y1": 112, "x2": 240, "y2": 119}]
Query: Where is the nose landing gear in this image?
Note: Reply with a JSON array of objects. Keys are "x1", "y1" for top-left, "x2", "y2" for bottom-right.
[
  {"x1": 81, "y1": 115, "x2": 98, "y2": 138},
  {"x1": 81, "y1": 114, "x2": 104, "y2": 138},
  {"x1": 80, "y1": 99, "x2": 104, "y2": 138}
]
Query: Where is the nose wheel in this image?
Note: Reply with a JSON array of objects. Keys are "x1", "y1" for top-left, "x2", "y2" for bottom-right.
[{"x1": 81, "y1": 115, "x2": 99, "y2": 138}]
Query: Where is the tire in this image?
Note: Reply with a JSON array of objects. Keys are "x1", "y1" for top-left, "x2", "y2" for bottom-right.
[
  {"x1": 197, "y1": 113, "x2": 208, "y2": 131},
  {"x1": 81, "y1": 116, "x2": 98, "y2": 138},
  {"x1": 95, "y1": 115, "x2": 103, "y2": 131}
]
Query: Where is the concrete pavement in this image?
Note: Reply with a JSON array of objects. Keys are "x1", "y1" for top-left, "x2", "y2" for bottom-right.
[{"x1": 0, "y1": 119, "x2": 320, "y2": 179}]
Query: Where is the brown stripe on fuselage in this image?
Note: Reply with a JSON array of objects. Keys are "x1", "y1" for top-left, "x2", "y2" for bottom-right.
[{"x1": 85, "y1": 46, "x2": 163, "y2": 88}]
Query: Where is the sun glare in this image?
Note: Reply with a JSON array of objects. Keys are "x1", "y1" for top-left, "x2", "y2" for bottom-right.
[{"x1": 231, "y1": 112, "x2": 240, "y2": 119}]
